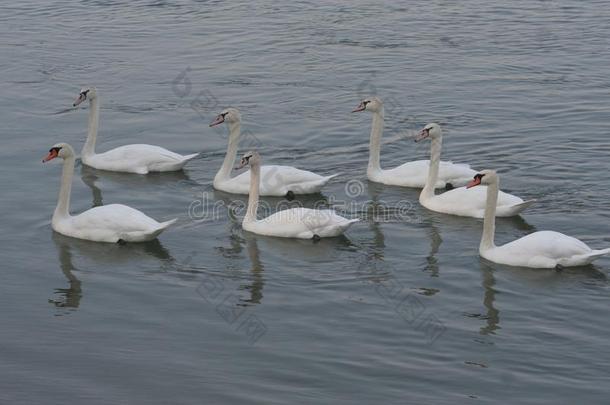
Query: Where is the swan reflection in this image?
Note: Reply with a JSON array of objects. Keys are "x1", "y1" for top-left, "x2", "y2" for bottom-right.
[
  {"x1": 476, "y1": 257, "x2": 607, "y2": 336},
  {"x1": 424, "y1": 223, "x2": 442, "y2": 277},
  {"x1": 50, "y1": 232, "x2": 174, "y2": 314},
  {"x1": 50, "y1": 233, "x2": 83, "y2": 312},
  {"x1": 243, "y1": 234, "x2": 264, "y2": 304},
  {"x1": 80, "y1": 163, "x2": 196, "y2": 207},
  {"x1": 479, "y1": 261, "x2": 500, "y2": 335},
  {"x1": 215, "y1": 223, "x2": 355, "y2": 305}
]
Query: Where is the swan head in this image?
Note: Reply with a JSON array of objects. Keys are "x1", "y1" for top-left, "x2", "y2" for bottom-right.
[
  {"x1": 209, "y1": 108, "x2": 241, "y2": 127},
  {"x1": 352, "y1": 97, "x2": 383, "y2": 113},
  {"x1": 235, "y1": 150, "x2": 260, "y2": 170},
  {"x1": 415, "y1": 123, "x2": 442, "y2": 142},
  {"x1": 73, "y1": 87, "x2": 97, "y2": 107},
  {"x1": 42, "y1": 143, "x2": 75, "y2": 163},
  {"x1": 466, "y1": 170, "x2": 498, "y2": 188}
]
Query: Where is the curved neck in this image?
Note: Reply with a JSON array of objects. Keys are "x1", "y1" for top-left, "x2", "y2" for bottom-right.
[
  {"x1": 54, "y1": 156, "x2": 75, "y2": 220},
  {"x1": 81, "y1": 96, "x2": 99, "y2": 157},
  {"x1": 244, "y1": 161, "x2": 260, "y2": 224},
  {"x1": 421, "y1": 137, "x2": 442, "y2": 199},
  {"x1": 481, "y1": 180, "x2": 498, "y2": 252},
  {"x1": 367, "y1": 108, "x2": 384, "y2": 175},
  {"x1": 216, "y1": 121, "x2": 241, "y2": 181}
]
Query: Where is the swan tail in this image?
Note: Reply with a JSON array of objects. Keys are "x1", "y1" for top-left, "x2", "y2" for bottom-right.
[
  {"x1": 504, "y1": 199, "x2": 537, "y2": 216},
  {"x1": 158, "y1": 218, "x2": 178, "y2": 231},
  {"x1": 288, "y1": 174, "x2": 339, "y2": 194},
  {"x1": 314, "y1": 173, "x2": 340, "y2": 187},
  {"x1": 146, "y1": 218, "x2": 178, "y2": 239},
  {"x1": 119, "y1": 219, "x2": 177, "y2": 242},
  {"x1": 314, "y1": 173, "x2": 340, "y2": 188},
  {"x1": 583, "y1": 248, "x2": 610, "y2": 262},
  {"x1": 341, "y1": 218, "x2": 360, "y2": 230},
  {"x1": 182, "y1": 153, "x2": 199, "y2": 162},
  {"x1": 317, "y1": 218, "x2": 359, "y2": 237},
  {"x1": 560, "y1": 248, "x2": 610, "y2": 266}
]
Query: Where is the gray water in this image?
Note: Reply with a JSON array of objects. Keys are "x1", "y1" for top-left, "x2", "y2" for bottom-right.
[{"x1": 2, "y1": 1, "x2": 610, "y2": 403}]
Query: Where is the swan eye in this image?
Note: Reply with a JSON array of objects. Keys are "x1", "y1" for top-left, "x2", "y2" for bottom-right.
[
  {"x1": 474, "y1": 174, "x2": 484, "y2": 180},
  {"x1": 49, "y1": 147, "x2": 62, "y2": 153}
]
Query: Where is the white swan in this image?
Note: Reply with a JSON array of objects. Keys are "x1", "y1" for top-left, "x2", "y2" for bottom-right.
[
  {"x1": 417, "y1": 123, "x2": 535, "y2": 218},
  {"x1": 469, "y1": 170, "x2": 609, "y2": 268},
  {"x1": 43, "y1": 143, "x2": 177, "y2": 243},
  {"x1": 352, "y1": 97, "x2": 476, "y2": 189},
  {"x1": 210, "y1": 108, "x2": 337, "y2": 198},
  {"x1": 74, "y1": 87, "x2": 198, "y2": 174},
  {"x1": 238, "y1": 151, "x2": 358, "y2": 239}
]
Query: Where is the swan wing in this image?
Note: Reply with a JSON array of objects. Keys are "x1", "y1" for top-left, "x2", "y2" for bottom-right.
[
  {"x1": 86, "y1": 144, "x2": 194, "y2": 173},
  {"x1": 424, "y1": 186, "x2": 524, "y2": 217},
  {"x1": 247, "y1": 208, "x2": 357, "y2": 238},
  {"x1": 219, "y1": 165, "x2": 332, "y2": 196},
  {"x1": 62, "y1": 204, "x2": 170, "y2": 242},
  {"x1": 379, "y1": 160, "x2": 476, "y2": 188}
]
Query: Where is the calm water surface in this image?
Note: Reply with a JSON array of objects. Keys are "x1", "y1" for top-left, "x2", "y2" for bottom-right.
[{"x1": 1, "y1": 1, "x2": 610, "y2": 403}]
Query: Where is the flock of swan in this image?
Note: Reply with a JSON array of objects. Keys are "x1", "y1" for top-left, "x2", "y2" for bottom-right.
[{"x1": 42, "y1": 87, "x2": 609, "y2": 269}]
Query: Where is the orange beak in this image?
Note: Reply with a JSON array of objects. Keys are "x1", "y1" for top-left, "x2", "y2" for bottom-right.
[
  {"x1": 42, "y1": 149, "x2": 59, "y2": 163},
  {"x1": 466, "y1": 177, "x2": 481, "y2": 189}
]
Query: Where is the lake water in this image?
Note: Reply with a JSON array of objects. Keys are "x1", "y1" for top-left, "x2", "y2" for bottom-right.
[{"x1": 1, "y1": 1, "x2": 609, "y2": 403}]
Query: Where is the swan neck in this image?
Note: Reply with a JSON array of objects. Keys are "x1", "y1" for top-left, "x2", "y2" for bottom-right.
[
  {"x1": 54, "y1": 156, "x2": 75, "y2": 220},
  {"x1": 481, "y1": 180, "x2": 498, "y2": 252},
  {"x1": 421, "y1": 136, "x2": 442, "y2": 199},
  {"x1": 244, "y1": 161, "x2": 260, "y2": 224},
  {"x1": 216, "y1": 121, "x2": 241, "y2": 181},
  {"x1": 82, "y1": 96, "x2": 99, "y2": 157},
  {"x1": 367, "y1": 108, "x2": 384, "y2": 175}
]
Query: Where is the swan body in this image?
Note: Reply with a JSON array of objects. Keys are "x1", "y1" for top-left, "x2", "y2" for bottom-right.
[
  {"x1": 83, "y1": 144, "x2": 198, "y2": 174},
  {"x1": 210, "y1": 108, "x2": 336, "y2": 196},
  {"x1": 75, "y1": 87, "x2": 198, "y2": 174},
  {"x1": 43, "y1": 143, "x2": 176, "y2": 243},
  {"x1": 353, "y1": 97, "x2": 476, "y2": 188},
  {"x1": 368, "y1": 159, "x2": 475, "y2": 189},
  {"x1": 421, "y1": 183, "x2": 534, "y2": 218},
  {"x1": 417, "y1": 123, "x2": 535, "y2": 218},
  {"x1": 483, "y1": 231, "x2": 610, "y2": 268},
  {"x1": 238, "y1": 151, "x2": 358, "y2": 239},
  {"x1": 244, "y1": 207, "x2": 357, "y2": 238},
  {"x1": 53, "y1": 203, "x2": 176, "y2": 243},
  {"x1": 470, "y1": 170, "x2": 609, "y2": 268},
  {"x1": 217, "y1": 165, "x2": 337, "y2": 196}
]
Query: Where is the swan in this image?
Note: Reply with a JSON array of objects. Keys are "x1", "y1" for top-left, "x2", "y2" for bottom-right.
[
  {"x1": 417, "y1": 123, "x2": 535, "y2": 218},
  {"x1": 43, "y1": 143, "x2": 177, "y2": 243},
  {"x1": 237, "y1": 151, "x2": 358, "y2": 239},
  {"x1": 209, "y1": 108, "x2": 337, "y2": 198},
  {"x1": 352, "y1": 97, "x2": 476, "y2": 189},
  {"x1": 468, "y1": 170, "x2": 609, "y2": 268},
  {"x1": 74, "y1": 87, "x2": 198, "y2": 174}
]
